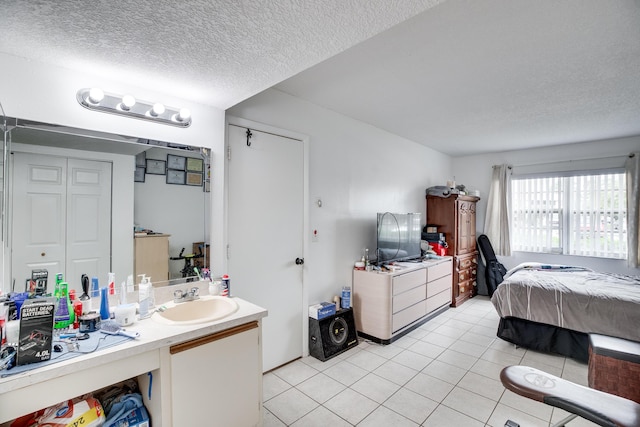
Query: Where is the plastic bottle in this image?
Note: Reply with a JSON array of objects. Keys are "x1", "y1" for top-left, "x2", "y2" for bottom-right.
[
  {"x1": 99, "y1": 287, "x2": 110, "y2": 320},
  {"x1": 90, "y1": 277, "x2": 100, "y2": 312},
  {"x1": 221, "y1": 274, "x2": 230, "y2": 297},
  {"x1": 72, "y1": 300, "x2": 82, "y2": 329},
  {"x1": 54, "y1": 273, "x2": 63, "y2": 298},
  {"x1": 108, "y1": 272, "x2": 116, "y2": 296},
  {"x1": 54, "y1": 282, "x2": 72, "y2": 329},
  {"x1": 138, "y1": 275, "x2": 153, "y2": 319},
  {"x1": 341, "y1": 286, "x2": 351, "y2": 309},
  {"x1": 364, "y1": 249, "x2": 371, "y2": 271}
]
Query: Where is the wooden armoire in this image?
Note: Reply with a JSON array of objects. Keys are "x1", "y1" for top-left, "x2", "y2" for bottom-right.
[{"x1": 426, "y1": 194, "x2": 480, "y2": 307}]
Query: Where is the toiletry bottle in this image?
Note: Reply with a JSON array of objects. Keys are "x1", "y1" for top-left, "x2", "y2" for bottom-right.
[
  {"x1": 364, "y1": 249, "x2": 370, "y2": 271},
  {"x1": 108, "y1": 272, "x2": 116, "y2": 296},
  {"x1": 99, "y1": 287, "x2": 110, "y2": 320},
  {"x1": 54, "y1": 273, "x2": 63, "y2": 298},
  {"x1": 67, "y1": 289, "x2": 76, "y2": 326},
  {"x1": 73, "y1": 299, "x2": 82, "y2": 329},
  {"x1": 221, "y1": 274, "x2": 230, "y2": 297},
  {"x1": 54, "y1": 282, "x2": 71, "y2": 329},
  {"x1": 90, "y1": 277, "x2": 100, "y2": 312},
  {"x1": 341, "y1": 286, "x2": 351, "y2": 309},
  {"x1": 138, "y1": 275, "x2": 151, "y2": 319}
]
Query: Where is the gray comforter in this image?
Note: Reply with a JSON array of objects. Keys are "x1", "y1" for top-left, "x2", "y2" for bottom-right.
[{"x1": 491, "y1": 263, "x2": 640, "y2": 343}]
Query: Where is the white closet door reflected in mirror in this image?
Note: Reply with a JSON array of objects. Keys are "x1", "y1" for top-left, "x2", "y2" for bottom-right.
[{"x1": 2, "y1": 119, "x2": 209, "y2": 295}]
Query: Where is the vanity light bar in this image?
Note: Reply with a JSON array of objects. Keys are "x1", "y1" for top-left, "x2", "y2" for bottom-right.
[{"x1": 76, "y1": 88, "x2": 192, "y2": 128}]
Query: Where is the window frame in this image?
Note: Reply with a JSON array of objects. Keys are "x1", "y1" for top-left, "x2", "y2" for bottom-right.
[{"x1": 510, "y1": 167, "x2": 627, "y2": 259}]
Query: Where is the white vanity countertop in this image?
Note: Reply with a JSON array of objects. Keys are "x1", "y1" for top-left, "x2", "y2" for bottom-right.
[{"x1": 0, "y1": 297, "x2": 267, "y2": 394}]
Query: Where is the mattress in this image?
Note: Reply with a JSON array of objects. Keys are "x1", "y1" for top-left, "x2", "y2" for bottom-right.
[{"x1": 491, "y1": 263, "x2": 640, "y2": 343}]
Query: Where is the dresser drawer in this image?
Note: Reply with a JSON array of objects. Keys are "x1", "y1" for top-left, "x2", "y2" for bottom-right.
[
  {"x1": 392, "y1": 302, "x2": 426, "y2": 333},
  {"x1": 426, "y1": 289, "x2": 451, "y2": 313},
  {"x1": 457, "y1": 255, "x2": 477, "y2": 270},
  {"x1": 458, "y1": 279, "x2": 474, "y2": 295},
  {"x1": 426, "y1": 259, "x2": 452, "y2": 282},
  {"x1": 427, "y1": 275, "x2": 450, "y2": 298},
  {"x1": 393, "y1": 284, "x2": 426, "y2": 313},
  {"x1": 458, "y1": 270, "x2": 468, "y2": 283},
  {"x1": 392, "y1": 269, "x2": 426, "y2": 295}
]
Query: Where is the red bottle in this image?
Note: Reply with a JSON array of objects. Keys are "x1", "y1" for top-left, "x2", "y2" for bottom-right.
[{"x1": 73, "y1": 300, "x2": 83, "y2": 330}]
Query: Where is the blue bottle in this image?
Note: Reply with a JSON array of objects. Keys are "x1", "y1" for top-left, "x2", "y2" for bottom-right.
[
  {"x1": 341, "y1": 286, "x2": 351, "y2": 309},
  {"x1": 100, "y1": 287, "x2": 110, "y2": 320}
]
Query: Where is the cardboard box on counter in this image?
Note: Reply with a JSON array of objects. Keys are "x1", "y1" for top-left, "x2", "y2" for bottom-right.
[
  {"x1": 17, "y1": 301, "x2": 55, "y2": 365},
  {"x1": 308, "y1": 302, "x2": 336, "y2": 320}
]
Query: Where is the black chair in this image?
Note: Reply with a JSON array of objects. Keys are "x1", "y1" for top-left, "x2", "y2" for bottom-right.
[{"x1": 500, "y1": 365, "x2": 640, "y2": 427}]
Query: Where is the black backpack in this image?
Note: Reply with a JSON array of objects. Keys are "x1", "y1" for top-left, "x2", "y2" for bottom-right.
[{"x1": 477, "y1": 234, "x2": 508, "y2": 297}]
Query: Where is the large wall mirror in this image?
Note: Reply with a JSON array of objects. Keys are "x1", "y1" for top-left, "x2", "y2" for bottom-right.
[{"x1": 0, "y1": 117, "x2": 210, "y2": 296}]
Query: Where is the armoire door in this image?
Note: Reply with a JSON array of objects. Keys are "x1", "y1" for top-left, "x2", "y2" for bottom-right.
[{"x1": 457, "y1": 200, "x2": 475, "y2": 255}]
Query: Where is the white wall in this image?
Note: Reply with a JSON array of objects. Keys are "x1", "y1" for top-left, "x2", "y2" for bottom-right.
[
  {"x1": 228, "y1": 88, "x2": 452, "y2": 304},
  {"x1": 0, "y1": 53, "x2": 227, "y2": 290},
  {"x1": 453, "y1": 136, "x2": 640, "y2": 275}
]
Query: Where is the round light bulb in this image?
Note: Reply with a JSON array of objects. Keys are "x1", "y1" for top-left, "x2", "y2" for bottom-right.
[
  {"x1": 88, "y1": 88, "x2": 104, "y2": 104},
  {"x1": 151, "y1": 103, "x2": 165, "y2": 116},
  {"x1": 177, "y1": 108, "x2": 191, "y2": 121},
  {"x1": 121, "y1": 94, "x2": 136, "y2": 110}
]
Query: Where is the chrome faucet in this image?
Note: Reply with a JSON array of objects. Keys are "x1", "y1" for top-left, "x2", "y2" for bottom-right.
[{"x1": 173, "y1": 287, "x2": 200, "y2": 303}]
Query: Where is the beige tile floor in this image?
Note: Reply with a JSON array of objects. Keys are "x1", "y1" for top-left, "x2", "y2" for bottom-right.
[{"x1": 263, "y1": 296, "x2": 599, "y2": 427}]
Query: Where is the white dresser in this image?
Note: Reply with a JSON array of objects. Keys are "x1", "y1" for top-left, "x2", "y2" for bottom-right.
[{"x1": 352, "y1": 257, "x2": 452, "y2": 343}]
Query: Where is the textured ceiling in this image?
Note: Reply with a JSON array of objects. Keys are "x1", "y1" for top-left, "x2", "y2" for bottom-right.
[
  {"x1": 276, "y1": 0, "x2": 640, "y2": 155},
  {"x1": 0, "y1": 0, "x2": 441, "y2": 109},
  {"x1": 1, "y1": 0, "x2": 639, "y2": 156}
]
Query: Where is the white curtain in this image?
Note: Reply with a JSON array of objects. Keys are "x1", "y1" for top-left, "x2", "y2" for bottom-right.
[
  {"x1": 626, "y1": 152, "x2": 639, "y2": 268},
  {"x1": 484, "y1": 164, "x2": 512, "y2": 256}
]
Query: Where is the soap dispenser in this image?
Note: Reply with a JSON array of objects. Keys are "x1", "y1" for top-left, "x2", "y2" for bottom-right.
[{"x1": 138, "y1": 275, "x2": 153, "y2": 319}]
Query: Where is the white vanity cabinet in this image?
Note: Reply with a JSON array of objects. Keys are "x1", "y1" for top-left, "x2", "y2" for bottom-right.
[
  {"x1": 166, "y1": 322, "x2": 262, "y2": 426},
  {"x1": 0, "y1": 349, "x2": 161, "y2": 424},
  {"x1": 0, "y1": 297, "x2": 267, "y2": 427},
  {"x1": 353, "y1": 258, "x2": 452, "y2": 344}
]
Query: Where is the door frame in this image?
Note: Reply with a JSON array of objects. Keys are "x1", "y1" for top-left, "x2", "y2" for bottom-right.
[{"x1": 224, "y1": 115, "x2": 310, "y2": 359}]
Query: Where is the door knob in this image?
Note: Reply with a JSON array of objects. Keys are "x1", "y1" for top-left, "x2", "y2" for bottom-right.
[{"x1": 295, "y1": 258, "x2": 304, "y2": 265}]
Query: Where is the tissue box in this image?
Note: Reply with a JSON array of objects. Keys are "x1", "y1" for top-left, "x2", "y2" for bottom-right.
[{"x1": 308, "y1": 302, "x2": 336, "y2": 320}]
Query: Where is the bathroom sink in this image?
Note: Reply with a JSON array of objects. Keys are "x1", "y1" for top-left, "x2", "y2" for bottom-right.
[{"x1": 152, "y1": 296, "x2": 239, "y2": 325}]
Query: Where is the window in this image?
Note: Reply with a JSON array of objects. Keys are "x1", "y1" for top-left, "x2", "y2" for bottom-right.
[{"x1": 511, "y1": 171, "x2": 627, "y2": 259}]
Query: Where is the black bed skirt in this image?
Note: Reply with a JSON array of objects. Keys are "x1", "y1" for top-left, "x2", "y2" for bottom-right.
[{"x1": 497, "y1": 317, "x2": 589, "y2": 363}]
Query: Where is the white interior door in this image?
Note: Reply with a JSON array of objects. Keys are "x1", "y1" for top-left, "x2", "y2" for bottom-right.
[
  {"x1": 228, "y1": 123, "x2": 304, "y2": 372},
  {"x1": 11, "y1": 153, "x2": 111, "y2": 293}
]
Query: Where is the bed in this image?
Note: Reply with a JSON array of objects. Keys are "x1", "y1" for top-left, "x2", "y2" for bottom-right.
[{"x1": 491, "y1": 263, "x2": 640, "y2": 362}]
